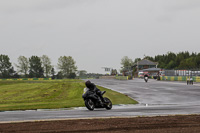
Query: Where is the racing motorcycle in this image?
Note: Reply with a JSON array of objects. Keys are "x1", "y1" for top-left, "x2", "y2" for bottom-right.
[
  {"x1": 82, "y1": 89, "x2": 112, "y2": 111},
  {"x1": 144, "y1": 76, "x2": 148, "y2": 83}
]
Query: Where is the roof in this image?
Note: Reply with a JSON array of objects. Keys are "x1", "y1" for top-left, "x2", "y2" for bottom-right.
[{"x1": 137, "y1": 59, "x2": 158, "y2": 66}]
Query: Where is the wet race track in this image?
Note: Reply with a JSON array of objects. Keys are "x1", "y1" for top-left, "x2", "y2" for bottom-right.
[{"x1": 1, "y1": 78, "x2": 200, "y2": 123}]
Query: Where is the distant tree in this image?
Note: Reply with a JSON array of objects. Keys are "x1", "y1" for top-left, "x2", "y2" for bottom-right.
[
  {"x1": 133, "y1": 58, "x2": 141, "y2": 63},
  {"x1": 166, "y1": 60, "x2": 176, "y2": 69},
  {"x1": 144, "y1": 56, "x2": 154, "y2": 61},
  {"x1": 8, "y1": 66, "x2": 16, "y2": 78},
  {"x1": 183, "y1": 51, "x2": 190, "y2": 59},
  {"x1": 13, "y1": 72, "x2": 20, "y2": 78},
  {"x1": 179, "y1": 57, "x2": 197, "y2": 69},
  {"x1": 111, "y1": 69, "x2": 118, "y2": 75},
  {"x1": 86, "y1": 73, "x2": 103, "y2": 79},
  {"x1": 196, "y1": 54, "x2": 200, "y2": 68},
  {"x1": 56, "y1": 71, "x2": 63, "y2": 79},
  {"x1": 41, "y1": 55, "x2": 52, "y2": 78},
  {"x1": 166, "y1": 52, "x2": 176, "y2": 63},
  {"x1": 51, "y1": 67, "x2": 56, "y2": 79},
  {"x1": 29, "y1": 56, "x2": 44, "y2": 78},
  {"x1": 57, "y1": 56, "x2": 77, "y2": 78},
  {"x1": 78, "y1": 70, "x2": 87, "y2": 78},
  {"x1": 68, "y1": 73, "x2": 76, "y2": 79},
  {"x1": 120, "y1": 56, "x2": 133, "y2": 73},
  {"x1": 16, "y1": 56, "x2": 29, "y2": 77},
  {"x1": 174, "y1": 54, "x2": 183, "y2": 68},
  {"x1": 0, "y1": 54, "x2": 13, "y2": 78}
]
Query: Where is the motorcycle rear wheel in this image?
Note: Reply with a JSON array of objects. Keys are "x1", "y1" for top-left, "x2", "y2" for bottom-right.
[
  {"x1": 104, "y1": 97, "x2": 112, "y2": 110},
  {"x1": 85, "y1": 99, "x2": 95, "y2": 111}
]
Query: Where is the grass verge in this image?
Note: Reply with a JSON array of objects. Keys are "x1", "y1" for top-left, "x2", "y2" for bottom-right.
[{"x1": 0, "y1": 79, "x2": 138, "y2": 111}]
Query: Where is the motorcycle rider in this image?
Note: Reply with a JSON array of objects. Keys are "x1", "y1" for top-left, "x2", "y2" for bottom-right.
[
  {"x1": 84, "y1": 80, "x2": 106, "y2": 105},
  {"x1": 144, "y1": 74, "x2": 148, "y2": 82}
]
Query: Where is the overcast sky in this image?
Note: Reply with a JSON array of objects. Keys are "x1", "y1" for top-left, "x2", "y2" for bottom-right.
[{"x1": 0, "y1": 0, "x2": 200, "y2": 74}]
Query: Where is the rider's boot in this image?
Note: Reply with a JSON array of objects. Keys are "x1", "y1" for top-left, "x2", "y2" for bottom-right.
[
  {"x1": 98, "y1": 97, "x2": 104, "y2": 106},
  {"x1": 99, "y1": 95, "x2": 109, "y2": 104}
]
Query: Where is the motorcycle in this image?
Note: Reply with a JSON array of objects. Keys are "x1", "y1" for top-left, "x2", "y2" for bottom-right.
[
  {"x1": 144, "y1": 76, "x2": 148, "y2": 82},
  {"x1": 82, "y1": 89, "x2": 112, "y2": 111}
]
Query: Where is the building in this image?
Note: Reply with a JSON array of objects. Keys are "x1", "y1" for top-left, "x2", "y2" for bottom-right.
[
  {"x1": 133, "y1": 59, "x2": 158, "y2": 77},
  {"x1": 136, "y1": 59, "x2": 158, "y2": 70}
]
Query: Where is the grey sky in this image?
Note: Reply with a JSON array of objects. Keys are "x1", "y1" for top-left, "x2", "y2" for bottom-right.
[{"x1": 0, "y1": 0, "x2": 200, "y2": 74}]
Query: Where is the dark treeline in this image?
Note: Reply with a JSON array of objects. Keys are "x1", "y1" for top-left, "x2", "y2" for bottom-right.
[
  {"x1": 0, "y1": 54, "x2": 77, "y2": 79},
  {"x1": 144, "y1": 51, "x2": 200, "y2": 69}
]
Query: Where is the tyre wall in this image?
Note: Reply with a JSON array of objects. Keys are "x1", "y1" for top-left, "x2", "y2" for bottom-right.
[
  {"x1": 115, "y1": 76, "x2": 128, "y2": 80},
  {"x1": 0, "y1": 78, "x2": 52, "y2": 81},
  {"x1": 160, "y1": 76, "x2": 200, "y2": 82}
]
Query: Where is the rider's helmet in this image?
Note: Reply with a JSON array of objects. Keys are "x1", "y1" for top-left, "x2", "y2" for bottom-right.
[
  {"x1": 85, "y1": 80, "x2": 95, "y2": 90},
  {"x1": 85, "y1": 80, "x2": 92, "y2": 88}
]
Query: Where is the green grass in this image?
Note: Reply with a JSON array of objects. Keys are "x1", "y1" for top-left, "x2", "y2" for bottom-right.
[{"x1": 0, "y1": 79, "x2": 138, "y2": 111}]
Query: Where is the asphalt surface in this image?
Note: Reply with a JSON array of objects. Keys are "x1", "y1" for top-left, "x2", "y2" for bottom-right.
[{"x1": 1, "y1": 78, "x2": 200, "y2": 123}]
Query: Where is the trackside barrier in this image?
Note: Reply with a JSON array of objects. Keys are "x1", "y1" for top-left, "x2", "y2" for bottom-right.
[
  {"x1": 161, "y1": 76, "x2": 187, "y2": 81},
  {"x1": 193, "y1": 76, "x2": 200, "y2": 82},
  {"x1": 115, "y1": 76, "x2": 128, "y2": 80},
  {"x1": 0, "y1": 78, "x2": 52, "y2": 81},
  {"x1": 99, "y1": 76, "x2": 115, "y2": 79},
  {"x1": 160, "y1": 76, "x2": 200, "y2": 82}
]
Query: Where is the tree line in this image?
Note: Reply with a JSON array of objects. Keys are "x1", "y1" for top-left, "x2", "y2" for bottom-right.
[
  {"x1": 0, "y1": 54, "x2": 77, "y2": 79},
  {"x1": 144, "y1": 51, "x2": 200, "y2": 69},
  {"x1": 120, "y1": 51, "x2": 200, "y2": 75}
]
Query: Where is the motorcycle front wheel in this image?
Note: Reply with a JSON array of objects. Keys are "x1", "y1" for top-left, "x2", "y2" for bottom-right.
[
  {"x1": 85, "y1": 99, "x2": 95, "y2": 111},
  {"x1": 104, "y1": 97, "x2": 112, "y2": 110}
]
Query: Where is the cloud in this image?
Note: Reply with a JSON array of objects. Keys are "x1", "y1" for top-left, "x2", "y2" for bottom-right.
[
  {"x1": 1, "y1": 0, "x2": 200, "y2": 73},
  {"x1": 162, "y1": 0, "x2": 200, "y2": 12},
  {"x1": 0, "y1": 0, "x2": 95, "y2": 14},
  {"x1": 154, "y1": 0, "x2": 200, "y2": 23}
]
